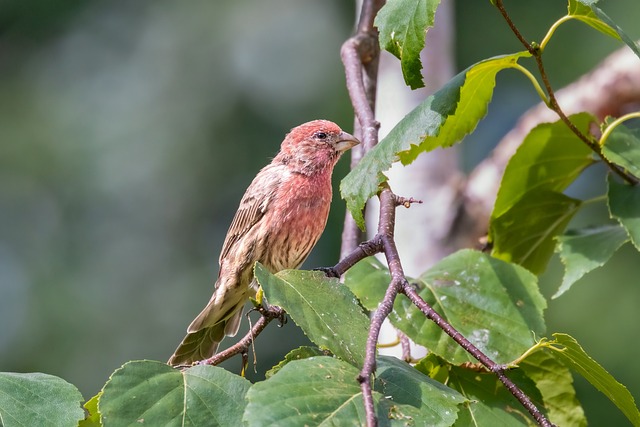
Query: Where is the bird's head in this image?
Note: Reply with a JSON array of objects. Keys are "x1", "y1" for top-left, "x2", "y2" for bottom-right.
[{"x1": 277, "y1": 120, "x2": 360, "y2": 174}]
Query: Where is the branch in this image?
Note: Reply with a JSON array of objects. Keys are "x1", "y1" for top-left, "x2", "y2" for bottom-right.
[
  {"x1": 339, "y1": 0, "x2": 384, "y2": 259},
  {"x1": 326, "y1": 186, "x2": 554, "y2": 427},
  {"x1": 196, "y1": 305, "x2": 286, "y2": 369}
]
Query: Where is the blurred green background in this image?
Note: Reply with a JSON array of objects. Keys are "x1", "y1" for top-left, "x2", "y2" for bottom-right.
[{"x1": 0, "y1": 0, "x2": 638, "y2": 425}]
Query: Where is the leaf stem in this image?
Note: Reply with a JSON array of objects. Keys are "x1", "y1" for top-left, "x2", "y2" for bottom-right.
[
  {"x1": 510, "y1": 338, "x2": 549, "y2": 366},
  {"x1": 582, "y1": 194, "x2": 608, "y2": 206},
  {"x1": 539, "y1": 15, "x2": 574, "y2": 52},
  {"x1": 599, "y1": 112, "x2": 640, "y2": 147},
  {"x1": 509, "y1": 63, "x2": 550, "y2": 106}
]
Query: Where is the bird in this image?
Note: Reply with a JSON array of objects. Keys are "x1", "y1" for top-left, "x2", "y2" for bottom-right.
[{"x1": 168, "y1": 120, "x2": 360, "y2": 367}]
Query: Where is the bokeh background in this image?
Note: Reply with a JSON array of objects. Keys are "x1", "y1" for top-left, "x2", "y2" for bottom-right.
[{"x1": 1, "y1": 0, "x2": 638, "y2": 425}]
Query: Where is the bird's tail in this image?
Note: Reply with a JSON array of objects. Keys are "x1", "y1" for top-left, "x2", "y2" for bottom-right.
[
  {"x1": 167, "y1": 296, "x2": 246, "y2": 367},
  {"x1": 167, "y1": 325, "x2": 225, "y2": 367}
]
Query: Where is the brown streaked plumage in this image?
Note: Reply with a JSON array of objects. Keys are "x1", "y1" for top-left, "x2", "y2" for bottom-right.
[{"x1": 168, "y1": 120, "x2": 359, "y2": 367}]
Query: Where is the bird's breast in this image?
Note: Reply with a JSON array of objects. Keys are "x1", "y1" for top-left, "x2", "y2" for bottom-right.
[{"x1": 264, "y1": 172, "x2": 333, "y2": 271}]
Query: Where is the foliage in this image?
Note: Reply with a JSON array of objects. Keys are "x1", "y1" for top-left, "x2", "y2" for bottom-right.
[
  {"x1": 2, "y1": 0, "x2": 640, "y2": 426},
  {"x1": 489, "y1": 113, "x2": 595, "y2": 274}
]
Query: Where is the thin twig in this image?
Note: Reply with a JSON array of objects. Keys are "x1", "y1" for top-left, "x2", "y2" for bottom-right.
[{"x1": 398, "y1": 331, "x2": 412, "y2": 362}]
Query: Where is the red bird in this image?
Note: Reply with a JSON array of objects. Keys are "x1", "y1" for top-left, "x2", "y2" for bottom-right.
[{"x1": 168, "y1": 120, "x2": 360, "y2": 367}]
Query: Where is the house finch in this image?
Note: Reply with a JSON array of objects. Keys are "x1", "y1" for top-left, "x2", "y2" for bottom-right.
[{"x1": 168, "y1": 120, "x2": 359, "y2": 367}]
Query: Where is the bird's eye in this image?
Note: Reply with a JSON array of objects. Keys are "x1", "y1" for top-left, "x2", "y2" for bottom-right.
[{"x1": 314, "y1": 132, "x2": 328, "y2": 140}]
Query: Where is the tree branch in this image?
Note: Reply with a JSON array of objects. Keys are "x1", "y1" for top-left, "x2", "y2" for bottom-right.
[
  {"x1": 339, "y1": 0, "x2": 383, "y2": 259},
  {"x1": 195, "y1": 305, "x2": 286, "y2": 369}
]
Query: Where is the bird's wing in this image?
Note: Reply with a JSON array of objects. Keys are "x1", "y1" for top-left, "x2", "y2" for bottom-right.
[{"x1": 218, "y1": 163, "x2": 283, "y2": 264}]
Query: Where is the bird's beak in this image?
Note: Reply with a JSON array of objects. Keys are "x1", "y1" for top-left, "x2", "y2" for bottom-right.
[{"x1": 334, "y1": 131, "x2": 361, "y2": 153}]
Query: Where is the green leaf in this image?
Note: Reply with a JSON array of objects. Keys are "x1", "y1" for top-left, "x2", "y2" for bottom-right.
[
  {"x1": 492, "y1": 113, "x2": 595, "y2": 219},
  {"x1": 255, "y1": 264, "x2": 370, "y2": 367},
  {"x1": 608, "y1": 175, "x2": 640, "y2": 250},
  {"x1": 244, "y1": 357, "x2": 369, "y2": 426},
  {"x1": 265, "y1": 346, "x2": 326, "y2": 379},
  {"x1": 448, "y1": 364, "x2": 544, "y2": 426},
  {"x1": 346, "y1": 250, "x2": 546, "y2": 365},
  {"x1": 79, "y1": 393, "x2": 102, "y2": 427},
  {"x1": 545, "y1": 333, "x2": 640, "y2": 426},
  {"x1": 489, "y1": 113, "x2": 595, "y2": 274},
  {"x1": 343, "y1": 256, "x2": 393, "y2": 311},
  {"x1": 491, "y1": 190, "x2": 583, "y2": 274},
  {"x1": 375, "y1": 0, "x2": 441, "y2": 89},
  {"x1": 569, "y1": 0, "x2": 640, "y2": 59},
  {"x1": 519, "y1": 349, "x2": 587, "y2": 427},
  {"x1": 553, "y1": 224, "x2": 629, "y2": 298},
  {"x1": 374, "y1": 356, "x2": 467, "y2": 426},
  {"x1": 601, "y1": 120, "x2": 640, "y2": 179},
  {"x1": 0, "y1": 372, "x2": 84, "y2": 427},
  {"x1": 245, "y1": 356, "x2": 465, "y2": 427},
  {"x1": 413, "y1": 353, "x2": 452, "y2": 385},
  {"x1": 341, "y1": 52, "x2": 530, "y2": 229},
  {"x1": 99, "y1": 361, "x2": 251, "y2": 427}
]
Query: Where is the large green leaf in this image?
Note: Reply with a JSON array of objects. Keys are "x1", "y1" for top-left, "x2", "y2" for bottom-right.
[
  {"x1": 608, "y1": 176, "x2": 640, "y2": 250},
  {"x1": 99, "y1": 361, "x2": 251, "y2": 427},
  {"x1": 601, "y1": 120, "x2": 640, "y2": 179},
  {"x1": 255, "y1": 264, "x2": 370, "y2": 367},
  {"x1": 491, "y1": 113, "x2": 595, "y2": 219},
  {"x1": 519, "y1": 350, "x2": 586, "y2": 427},
  {"x1": 545, "y1": 334, "x2": 640, "y2": 426},
  {"x1": 245, "y1": 356, "x2": 465, "y2": 427},
  {"x1": 375, "y1": 0, "x2": 441, "y2": 89},
  {"x1": 489, "y1": 113, "x2": 595, "y2": 274},
  {"x1": 244, "y1": 357, "x2": 369, "y2": 426},
  {"x1": 341, "y1": 52, "x2": 530, "y2": 229},
  {"x1": 491, "y1": 190, "x2": 582, "y2": 274},
  {"x1": 346, "y1": 251, "x2": 546, "y2": 365},
  {"x1": 553, "y1": 224, "x2": 629, "y2": 298},
  {"x1": 0, "y1": 372, "x2": 84, "y2": 427},
  {"x1": 569, "y1": 0, "x2": 640, "y2": 58}
]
